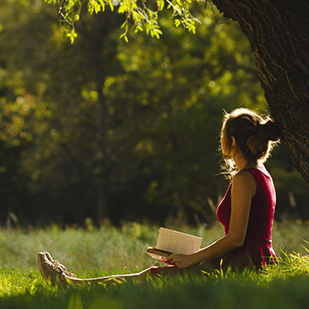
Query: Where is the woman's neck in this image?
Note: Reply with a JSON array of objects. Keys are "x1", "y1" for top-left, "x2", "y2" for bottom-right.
[{"x1": 233, "y1": 152, "x2": 258, "y2": 171}]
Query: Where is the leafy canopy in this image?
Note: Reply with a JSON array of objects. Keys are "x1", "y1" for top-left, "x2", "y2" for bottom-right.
[{"x1": 45, "y1": 0, "x2": 204, "y2": 42}]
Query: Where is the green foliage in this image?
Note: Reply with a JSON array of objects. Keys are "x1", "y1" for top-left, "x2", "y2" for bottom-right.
[
  {"x1": 44, "y1": 0, "x2": 201, "y2": 42},
  {"x1": 0, "y1": 0, "x2": 308, "y2": 226}
]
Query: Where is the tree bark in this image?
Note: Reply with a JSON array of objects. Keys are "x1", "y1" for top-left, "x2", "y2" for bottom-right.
[{"x1": 212, "y1": 0, "x2": 309, "y2": 182}]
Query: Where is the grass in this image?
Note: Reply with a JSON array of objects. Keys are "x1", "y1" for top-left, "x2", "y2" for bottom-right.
[{"x1": 1, "y1": 220, "x2": 309, "y2": 308}]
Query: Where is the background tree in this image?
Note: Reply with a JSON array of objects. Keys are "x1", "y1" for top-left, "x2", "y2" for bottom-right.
[
  {"x1": 47, "y1": 0, "x2": 309, "y2": 186},
  {"x1": 0, "y1": 0, "x2": 125, "y2": 225},
  {"x1": 1, "y1": 0, "x2": 308, "y2": 226},
  {"x1": 109, "y1": 10, "x2": 270, "y2": 224}
]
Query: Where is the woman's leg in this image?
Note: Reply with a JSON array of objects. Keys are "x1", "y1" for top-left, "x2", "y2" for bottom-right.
[
  {"x1": 66, "y1": 265, "x2": 184, "y2": 285},
  {"x1": 38, "y1": 252, "x2": 184, "y2": 286}
]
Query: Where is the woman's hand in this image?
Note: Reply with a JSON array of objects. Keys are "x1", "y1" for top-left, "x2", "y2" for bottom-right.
[{"x1": 163, "y1": 253, "x2": 198, "y2": 268}]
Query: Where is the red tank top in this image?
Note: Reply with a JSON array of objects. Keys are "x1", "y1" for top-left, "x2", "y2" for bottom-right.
[{"x1": 216, "y1": 168, "x2": 276, "y2": 269}]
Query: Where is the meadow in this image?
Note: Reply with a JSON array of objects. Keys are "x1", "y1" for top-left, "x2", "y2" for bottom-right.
[{"x1": 1, "y1": 220, "x2": 309, "y2": 309}]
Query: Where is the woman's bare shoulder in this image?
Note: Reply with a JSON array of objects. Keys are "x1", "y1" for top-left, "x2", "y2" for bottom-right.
[{"x1": 233, "y1": 169, "x2": 256, "y2": 195}]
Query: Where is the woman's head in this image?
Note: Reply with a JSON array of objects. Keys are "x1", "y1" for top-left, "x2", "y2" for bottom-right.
[{"x1": 221, "y1": 108, "x2": 280, "y2": 169}]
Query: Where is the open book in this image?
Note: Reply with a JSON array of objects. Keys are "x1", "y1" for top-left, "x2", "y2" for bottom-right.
[{"x1": 146, "y1": 227, "x2": 202, "y2": 260}]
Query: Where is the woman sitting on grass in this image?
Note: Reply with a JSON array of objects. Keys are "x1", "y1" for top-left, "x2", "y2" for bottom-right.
[{"x1": 38, "y1": 108, "x2": 280, "y2": 285}]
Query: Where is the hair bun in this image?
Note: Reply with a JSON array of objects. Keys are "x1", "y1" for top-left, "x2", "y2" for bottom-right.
[{"x1": 259, "y1": 120, "x2": 280, "y2": 142}]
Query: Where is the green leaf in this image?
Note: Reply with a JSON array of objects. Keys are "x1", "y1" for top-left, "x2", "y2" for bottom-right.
[
  {"x1": 157, "y1": 0, "x2": 164, "y2": 11},
  {"x1": 119, "y1": 32, "x2": 129, "y2": 42},
  {"x1": 174, "y1": 19, "x2": 181, "y2": 27},
  {"x1": 66, "y1": 29, "x2": 77, "y2": 44},
  {"x1": 120, "y1": 20, "x2": 127, "y2": 29}
]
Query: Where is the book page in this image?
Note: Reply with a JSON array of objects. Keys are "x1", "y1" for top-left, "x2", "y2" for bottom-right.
[
  {"x1": 155, "y1": 228, "x2": 202, "y2": 255},
  {"x1": 145, "y1": 247, "x2": 172, "y2": 260}
]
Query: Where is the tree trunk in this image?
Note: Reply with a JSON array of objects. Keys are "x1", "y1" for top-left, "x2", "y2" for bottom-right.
[
  {"x1": 81, "y1": 11, "x2": 123, "y2": 226},
  {"x1": 212, "y1": 0, "x2": 309, "y2": 182},
  {"x1": 96, "y1": 70, "x2": 109, "y2": 225}
]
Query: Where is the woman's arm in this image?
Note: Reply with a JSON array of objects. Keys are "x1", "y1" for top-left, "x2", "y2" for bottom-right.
[{"x1": 164, "y1": 170, "x2": 256, "y2": 268}]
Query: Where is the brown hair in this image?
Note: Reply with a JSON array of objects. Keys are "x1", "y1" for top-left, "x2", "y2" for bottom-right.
[{"x1": 221, "y1": 108, "x2": 280, "y2": 176}]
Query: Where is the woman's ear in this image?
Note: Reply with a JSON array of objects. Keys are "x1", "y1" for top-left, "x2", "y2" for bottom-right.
[{"x1": 231, "y1": 136, "x2": 236, "y2": 149}]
